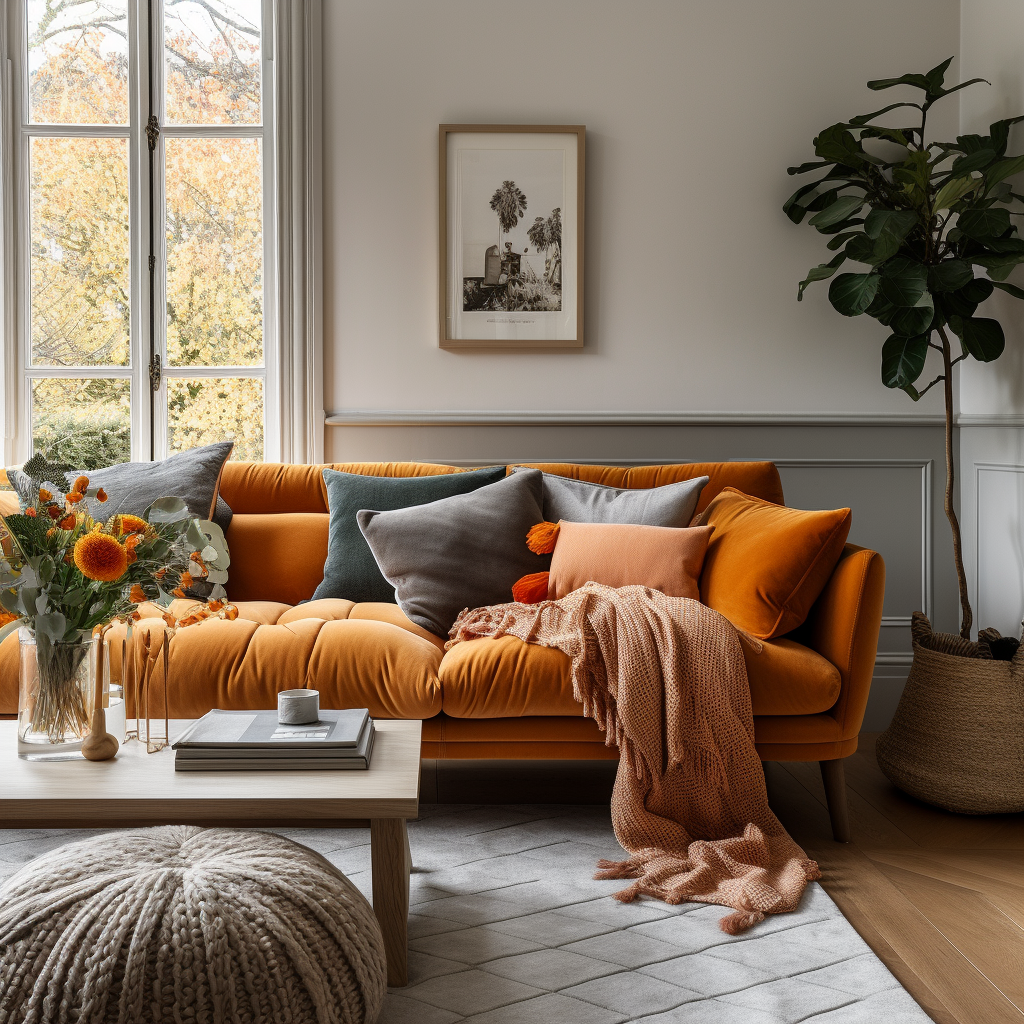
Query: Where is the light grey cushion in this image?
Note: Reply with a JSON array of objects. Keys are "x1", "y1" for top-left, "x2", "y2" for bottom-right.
[
  {"x1": 10, "y1": 443, "x2": 234, "y2": 532},
  {"x1": 357, "y1": 469, "x2": 548, "y2": 637},
  {"x1": 511, "y1": 467, "x2": 708, "y2": 527}
]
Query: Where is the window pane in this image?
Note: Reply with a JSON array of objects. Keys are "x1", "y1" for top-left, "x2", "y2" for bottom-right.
[
  {"x1": 31, "y1": 378, "x2": 131, "y2": 468},
  {"x1": 31, "y1": 137, "x2": 130, "y2": 367},
  {"x1": 165, "y1": 137, "x2": 263, "y2": 367},
  {"x1": 167, "y1": 378, "x2": 263, "y2": 461},
  {"x1": 164, "y1": 0, "x2": 261, "y2": 125},
  {"x1": 28, "y1": 0, "x2": 129, "y2": 125}
]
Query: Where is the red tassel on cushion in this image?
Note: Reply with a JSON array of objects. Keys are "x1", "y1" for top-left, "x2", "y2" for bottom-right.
[
  {"x1": 526, "y1": 521, "x2": 560, "y2": 554},
  {"x1": 512, "y1": 572, "x2": 550, "y2": 603}
]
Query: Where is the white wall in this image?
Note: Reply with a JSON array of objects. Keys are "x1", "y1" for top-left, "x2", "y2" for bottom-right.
[
  {"x1": 321, "y1": 0, "x2": 960, "y2": 422},
  {"x1": 957, "y1": 0, "x2": 1024, "y2": 639}
]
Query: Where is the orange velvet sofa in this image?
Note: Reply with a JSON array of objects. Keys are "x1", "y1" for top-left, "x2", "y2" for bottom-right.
[{"x1": 0, "y1": 460, "x2": 885, "y2": 841}]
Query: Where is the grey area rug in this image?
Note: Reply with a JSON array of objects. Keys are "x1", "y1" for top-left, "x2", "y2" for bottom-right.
[{"x1": 0, "y1": 805, "x2": 931, "y2": 1024}]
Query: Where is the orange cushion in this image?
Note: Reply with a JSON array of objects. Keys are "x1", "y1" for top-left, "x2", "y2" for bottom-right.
[
  {"x1": 437, "y1": 633, "x2": 840, "y2": 718},
  {"x1": 547, "y1": 522, "x2": 712, "y2": 600},
  {"x1": 698, "y1": 488, "x2": 851, "y2": 640},
  {"x1": 511, "y1": 462, "x2": 784, "y2": 513},
  {"x1": 225, "y1": 513, "x2": 329, "y2": 603}
]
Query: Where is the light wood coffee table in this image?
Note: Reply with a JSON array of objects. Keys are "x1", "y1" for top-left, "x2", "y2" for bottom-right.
[{"x1": 0, "y1": 718, "x2": 420, "y2": 987}]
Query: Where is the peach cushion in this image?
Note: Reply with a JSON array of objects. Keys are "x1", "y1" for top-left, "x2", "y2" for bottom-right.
[
  {"x1": 698, "y1": 488, "x2": 852, "y2": 640},
  {"x1": 437, "y1": 633, "x2": 840, "y2": 718},
  {"x1": 547, "y1": 522, "x2": 712, "y2": 600}
]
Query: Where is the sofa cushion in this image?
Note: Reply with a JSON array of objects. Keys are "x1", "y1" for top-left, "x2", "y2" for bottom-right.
[
  {"x1": 357, "y1": 470, "x2": 548, "y2": 637},
  {"x1": 437, "y1": 633, "x2": 840, "y2": 718},
  {"x1": 511, "y1": 462, "x2": 784, "y2": 514},
  {"x1": 315, "y1": 465, "x2": 506, "y2": 605},
  {"x1": 512, "y1": 467, "x2": 707, "y2": 526},
  {"x1": 226, "y1": 513, "x2": 330, "y2": 603},
  {"x1": 698, "y1": 488, "x2": 852, "y2": 640}
]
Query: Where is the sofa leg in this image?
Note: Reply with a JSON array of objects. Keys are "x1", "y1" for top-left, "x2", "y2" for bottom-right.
[{"x1": 819, "y1": 758, "x2": 851, "y2": 843}]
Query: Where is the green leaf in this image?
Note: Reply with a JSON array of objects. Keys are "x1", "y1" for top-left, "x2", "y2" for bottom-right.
[
  {"x1": 34, "y1": 612, "x2": 67, "y2": 643},
  {"x1": 783, "y1": 180, "x2": 825, "y2": 223},
  {"x1": 928, "y1": 260, "x2": 974, "y2": 292},
  {"x1": 989, "y1": 116, "x2": 1024, "y2": 156},
  {"x1": 146, "y1": 496, "x2": 190, "y2": 524},
  {"x1": 873, "y1": 211, "x2": 919, "y2": 260},
  {"x1": 867, "y1": 72, "x2": 932, "y2": 93},
  {"x1": 958, "y1": 207, "x2": 1012, "y2": 240},
  {"x1": 787, "y1": 160, "x2": 832, "y2": 176},
  {"x1": 985, "y1": 153, "x2": 1024, "y2": 188},
  {"x1": 952, "y1": 316, "x2": 1005, "y2": 361},
  {"x1": 970, "y1": 253, "x2": 1024, "y2": 280},
  {"x1": 931, "y1": 78, "x2": 990, "y2": 102},
  {"x1": 828, "y1": 273, "x2": 880, "y2": 316},
  {"x1": 940, "y1": 277, "x2": 993, "y2": 317},
  {"x1": 991, "y1": 280, "x2": 1024, "y2": 301},
  {"x1": 881, "y1": 333, "x2": 929, "y2": 389},
  {"x1": 949, "y1": 149, "x2": 997, "y2": 175},
  {"x1": 890, "y1": 293, "x2": 934, "y2": 337},
  {"x1": 813, "y1": 125, "x2": 867, "y2": 167},
  {"x1": 826, "y1": 230, "x2": 863, "y2": 251},
  {"x1": 932, "y1": 175, "x2": 981, "y2": 212},
  {"x1": 808, "y1": 195, "x2": 865, "y2": 229},
  {"x1": 879, "y1": 258, "x2": 929, "y2": 306},
  {"x1": 844, "y1": 234, "x2": 880, "y2": 265},
  {"x1": 797, "y1": 252, "x2": 848, "y2": 299},
  {"x1": 847, "y1": 101, "x2": 922, "y2": 126},
  {"x1": 924, "y1": 57, "x2": 955, "y2": 93},
  {"x1": 62, "y1": 588, "x2": 89, "y2": 607}
]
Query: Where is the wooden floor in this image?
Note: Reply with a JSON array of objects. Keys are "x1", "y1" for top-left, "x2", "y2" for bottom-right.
[{"x1": 765, "y1": 734, "x2": 1024, "y2": 1024}]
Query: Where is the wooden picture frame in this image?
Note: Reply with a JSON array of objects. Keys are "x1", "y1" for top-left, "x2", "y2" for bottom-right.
[{"x1": 439, "y1": 124, "x2": 585, "y2": 349}]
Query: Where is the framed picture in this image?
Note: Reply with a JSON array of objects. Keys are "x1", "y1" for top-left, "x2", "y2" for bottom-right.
[{"x1": 439, "y1": 124, "x2": 585, "y2": 349}]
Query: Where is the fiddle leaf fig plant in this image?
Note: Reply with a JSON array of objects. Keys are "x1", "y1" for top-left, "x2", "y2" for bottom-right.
[{"x1": 786, "y1": 57, "x2": 1024, "y2": 640}]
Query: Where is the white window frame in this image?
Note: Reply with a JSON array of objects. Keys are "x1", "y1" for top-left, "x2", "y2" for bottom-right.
[{"x1": 1, "y1": 0, "x2": 282, "y2": 465}]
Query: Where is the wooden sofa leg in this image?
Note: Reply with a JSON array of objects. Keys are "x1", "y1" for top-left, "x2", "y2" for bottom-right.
[{"x1": 819, "y1": 758, "x2": 851, "y2": 843}]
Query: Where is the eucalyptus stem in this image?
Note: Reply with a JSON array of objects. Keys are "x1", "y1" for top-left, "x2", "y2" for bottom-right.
[
  {"x1": 30, "y1": 634, "x2": 91, "y2": 742},
  {"x1": 936, "y1": 325, "x2": 974, "y2": 639}
]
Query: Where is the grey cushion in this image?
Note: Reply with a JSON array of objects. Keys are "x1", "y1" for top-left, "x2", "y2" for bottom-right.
[
  {"x1": 313, "y1": 465, "x2": 507, "y2": 604},
  {"x1": 357, "y1": 469, "x2": 549, "y2": 637},
  {"x1": 10, "y1": 443, "x2": 234, "y2": 532},
  {"x1": 512, "y1": 466, "x2": 708, "y2": 527}
]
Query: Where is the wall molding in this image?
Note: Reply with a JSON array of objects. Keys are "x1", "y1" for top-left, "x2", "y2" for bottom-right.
[
  {"x1": 973, "y1": 461, "x2": 1024, "y2": 632},
  {"x1": 325, "y1": 409, "x2": 948, "y2": 428}
]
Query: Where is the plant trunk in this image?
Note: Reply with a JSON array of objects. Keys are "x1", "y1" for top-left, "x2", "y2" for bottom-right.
[{"x1": 937, "y1": 326, "x2": 973, "y2": 640}]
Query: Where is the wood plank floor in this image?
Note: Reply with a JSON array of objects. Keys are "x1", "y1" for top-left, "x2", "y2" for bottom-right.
[{"x1": 765, "y1": 733, "x2": 1024, "y2": 1024}]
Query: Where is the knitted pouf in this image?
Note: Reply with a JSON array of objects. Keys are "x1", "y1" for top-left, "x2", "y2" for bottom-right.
[{"x1": 0, "y1": 826, "x2": 387, "y2": 1024}]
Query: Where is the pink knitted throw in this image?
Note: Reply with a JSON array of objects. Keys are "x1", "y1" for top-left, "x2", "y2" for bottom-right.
[{"x1": 447, "y1": 583, "x2": 820, "y2": 933}]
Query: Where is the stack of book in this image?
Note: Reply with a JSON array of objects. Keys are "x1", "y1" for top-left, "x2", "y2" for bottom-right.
[{"x1": 172, "y1": 708, "x2": 374, "y2": 771}]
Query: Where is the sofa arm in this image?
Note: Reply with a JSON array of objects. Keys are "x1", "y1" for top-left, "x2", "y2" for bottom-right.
[{"x1": 801, "y1": 544, "x2": 886, "y2": 742}]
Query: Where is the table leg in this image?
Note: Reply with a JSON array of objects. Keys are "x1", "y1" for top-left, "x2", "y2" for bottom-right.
[{"x1": 370, "y1": 817, "x2": 410, "y2": 986}]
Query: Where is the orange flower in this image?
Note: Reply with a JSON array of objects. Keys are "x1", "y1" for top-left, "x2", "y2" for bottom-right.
[
  {"x1": 71, "y1": 475, "x2": 90, "y2": 494},
  {"x1": 58, "y1": 513, "x2": 76, "y2": 531},
  {"x1": 179, "y1": 571, "x2": 194, "y2": 588},
  {"x1": 124, "y1": 533, "x2": 142, "y2": 564},
  {"x1": 129, "y1": 584, "x2": 147, "y2": 603},
  {"x1": 172, "y1": 588, "x2": 185, "y2": 599},
  {"x1": 73, "y1": 533, "x2": 128, "y2": 582},
  {"x1": 208, "y1": 599, "x2": 224, "y2": 612},
  {"x1": 25, "y1": 508, "x2": 37, "y2": 518},
  {"x1": 113, "y1": 514, "x2": 147, "y2": 535},
  {"x1": 0, "y1": 609, "x2": 18, "y2": 628},
  {"x1": 162, "y1": 611, "x2": 177, "y2": 627},
  {"x1": 45, "y1": 527, "x2": 57, "y2": 540},
  {"x1": 224, "y1": 605, "x2": 238, "y2": 621},
  {"x1": 38, "y1": 488, "x2": 52, "y2": 502},
  {"x1": 155, "y1": 567, "x2": 168, "y2": 579},
  {"x1": 96, "y1": 488, "x2": 108, "y2": 502},
  {"x1": 46, "y1": 505, "x2": 63, "y2": 520},
  {"x1": 65, "y1": 492, "x2": 84, "y2": 504}
]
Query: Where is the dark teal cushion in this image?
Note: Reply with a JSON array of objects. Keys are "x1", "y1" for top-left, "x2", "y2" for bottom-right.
[{"x1": 314, "y1": 465, "x2": 507, "y2": 603}]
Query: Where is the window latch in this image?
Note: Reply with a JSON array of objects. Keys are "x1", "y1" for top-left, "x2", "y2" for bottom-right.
[
  {"x1": 149, "y1": 353, "x2": 162, "y2": 392},
  {"x1": 146, "y1": 114, "x2": 159, "y2": 153}
]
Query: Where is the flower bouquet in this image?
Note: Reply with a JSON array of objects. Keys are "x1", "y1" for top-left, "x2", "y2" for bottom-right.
[{"x1": 0, "y1": 454, "x2": 228, "y2": 756}]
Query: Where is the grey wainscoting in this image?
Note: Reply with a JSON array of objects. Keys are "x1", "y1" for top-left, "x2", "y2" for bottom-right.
[{"x1": 326, "y1": 412, "x2": 961, "y2": 730}]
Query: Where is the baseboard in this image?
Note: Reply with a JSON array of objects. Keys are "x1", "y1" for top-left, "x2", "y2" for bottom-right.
[{"x1": 420, "y1": 758, "x2": 618, "y2": 805}]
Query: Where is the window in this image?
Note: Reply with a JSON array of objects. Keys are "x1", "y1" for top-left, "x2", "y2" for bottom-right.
[{"x1": 7, "y1": 0, "x2": 278, "y2": 466}]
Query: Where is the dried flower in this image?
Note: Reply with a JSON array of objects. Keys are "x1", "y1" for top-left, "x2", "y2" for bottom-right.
[
  {"x1": 124, "y1": 533, "x2": 142, "y2": 565},
  {"x1": 172, "y1": 587, "x2": 185, "y2": 599},
  {"x1": 25, "y1": 508, "x2": 37, "y2": 518},
  {"x1": 129, "y1": 584, "x2": 147, "y2": 603},
  {"x1": 225, "y1": 605, "x2": 238, "y2": 621},
  {"x1": 46, "y1": 505, "x2": 63, "y2": 520},
  {"x1": 155, "y1": 567, "x2": 168, "y2": 579},
  {"x1": 73, "y1": 533, "x2": 128, "y2": 582},
  {"x1": 208, "y1": 599, "x2": 225, "y2": 612},
  {"x1": 38, "y1": 488, "x2": 52, "y2": 502},
  {"x1": 65, "y1": 492, "x2": 84, "y2": 505},
  {"x1": 113, "y1": 514, "x2": 148, "y2": 535},
  {"x1": 96, "y1": 488, "x2": 108, "y2": 502},
  {"x1": 179, "y1": 571, "x2": 194, "y2": 588},
  {"x1": 71, "y1": 475, "x2": 90, "y2": 494},
  {"x1": 58, "y1": 513, "x2": 76, "y2": 531}
]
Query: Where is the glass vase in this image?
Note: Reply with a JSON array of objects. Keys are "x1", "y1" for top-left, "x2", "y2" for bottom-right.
[{"x1": 17, "y1": 628, "x2": 99, "y2": 760}]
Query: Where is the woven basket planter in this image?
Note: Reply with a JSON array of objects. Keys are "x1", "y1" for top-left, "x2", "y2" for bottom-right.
[{"x1": 876, "y1": 612, "x2": 1024, "y2": 814}]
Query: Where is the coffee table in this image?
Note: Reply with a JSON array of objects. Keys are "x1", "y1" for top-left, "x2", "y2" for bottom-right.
[{"x1": 0, "y1": 718, "x2": 420, "y2": 987}]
